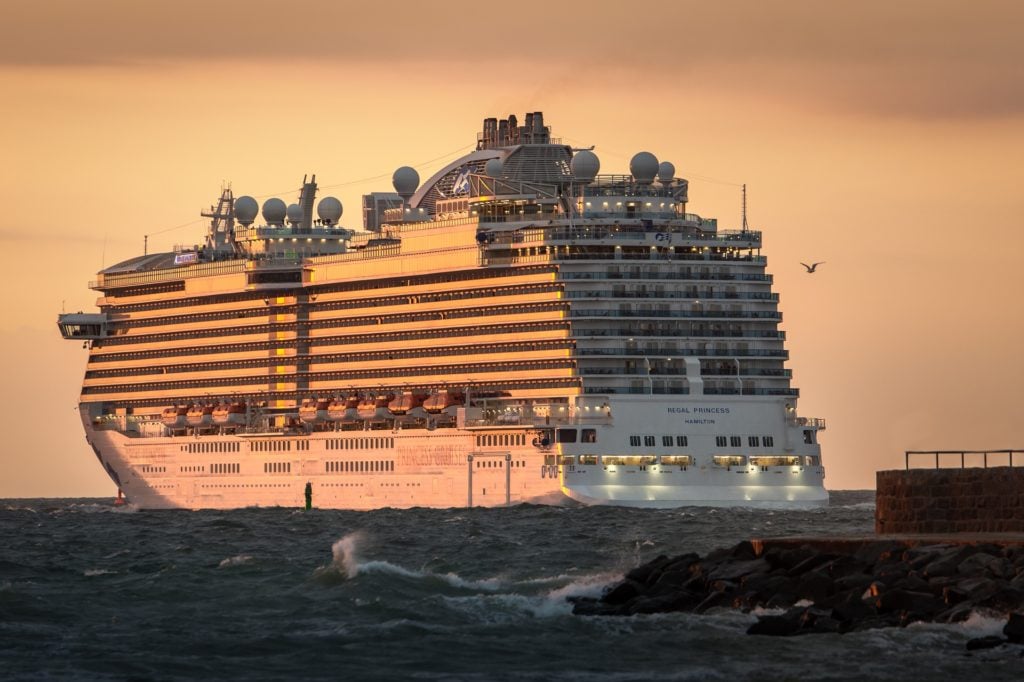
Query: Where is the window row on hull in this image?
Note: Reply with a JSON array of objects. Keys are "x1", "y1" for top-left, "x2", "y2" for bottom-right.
[
  {"x1": 96, "y1": 302, "x2": 568, "y2": 346},
  {"x1": 88, "y1": 321, "x2": 571, "y2": 363},
  {"x1": 87, "y1": 377, "x2": 583, "y2": 409},
  {"x1": 104, "y1": 265, "x2": 557, "y2": 310},
  {"x1": 105, "y1": 282, "x2": 564, "y2": 331},
  {"x1": 85, "y1": 340, "x2": 577, "y2": 379},
  {"x1": 81, "y1": 359, "x2": 577, "y2": 395}
]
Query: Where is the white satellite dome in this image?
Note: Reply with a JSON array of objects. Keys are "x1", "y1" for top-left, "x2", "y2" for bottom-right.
[
  {"x1": 262, "y1": 198, "x2": 287, "y2": 225},
  {"x1": 570, "y1": 149, "x2": 600, "y2": 182},
  {"x1": 392, "y1": 166, "x2": 420, "y2": 197},
  {"x1": 484, "y1": 158, "x2": 504, "y2": 178},
  {"x1": 317, "y1": 196, "x2": 343, "y2": 225},
  {"x1": 286, "y1": 203, "x2": 303, "y2": 225},
  {"x1": 658, "y1": 161, "x2": 675, "y2": 184},
  {"x1": 234, "y1": 195, "x2": 259, "y2": 225},
  {"x1": 630, "y1": 152, "x2": 659, "y2": 184}
]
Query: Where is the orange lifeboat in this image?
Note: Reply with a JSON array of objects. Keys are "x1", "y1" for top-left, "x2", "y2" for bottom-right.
[
  {"x1": 299, "y1": 398, "x2": 331, "y2": 424},
  {"x1": 356, "y1": 395, "x2": 377, "y2": 419},
  {"x1": 186, "y1": 404, "x2": 214, "y2": 427},
  {"x1": 423, "y1": 391, "x2": 464, "y2": 413},
  {"x1": 213, "y1": 402, "x2": 246, "y2": 425},
  {"x1": 388, "y1": 392, "x2": 425, "y2": 415},
  {"x1": 161, "y1": 406, "x2": 188, "y2": 428}
]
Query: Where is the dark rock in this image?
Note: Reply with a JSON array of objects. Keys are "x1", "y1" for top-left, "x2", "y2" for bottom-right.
[
  {"x1": 694, "y1": 590, "x2": 731, "y2": 614},
  {"x1": 602, "y1": 579, "x2": 643, "y2": 605},
  {"x1": 978, "y1": 587, "x2": 1024, "y2": 613},
  {"x1": 874, "y1": 560, "x2": 911, "y2": 583},
  {"x1": 731, "y1": 540, "x2": 758, "y2": 561},
  {"x1": 765, "y1": 592, "x2": 798, "y2": 609},
  {"x1": 652, "y1": 569, "x2": 693, "y2": 590},
  {"x1": 787, "y1": 552, "x2": 839, "y2": 578},
  {"x1": 874, "y1": 589, "x2": 946, "y2": 616},
  {"x1": 767, "y1": 546, "x2": 818, "y2": 572},
  {"x1": 627, "y1": 592, "x2": 697, "y2": 615},
  {"x1": 957, "y1": 552, "x2": 1001, "y2": 577},
  {"x1": 662, "y1": 553, "x2": 700, "y2": 574},
  {"x1": 570, "y1": 598, "x2": 625, "y2": 616},
  {"x1": 833, "y1": 573, "x2": 875, "y2": 594},
  {"x1": 935, "y1": 602, "x2": 976, "y2": 623},
  {"x1": 1004, "y1": 612, "x2": 1024, "y2": 644},
  {"x1": 966, "y1": 635, "x2": 1006, "y2": 651},
  {"x1": 710, "y1": 579, "x2": 737, "y2": 594},
  {"x1": 707, "y1": 558, "x2": 770, "y2": 583},
  {"x1": 890, "y1": 572, "x2": 931, "y2": 593},
  {"x1": 853, "y1": 541, "x2": 908, "y2": 567},
  {"x1": 819, "y1": 555, "x2": 870, "y2": 580},
  {"x1": 794, "y1": 569, "x2": 835, "y2": 603},
  {"x1": 955, "y1": 576, "x2": 1000, "y2": 602},
  {"x1": 830, "y1": 592, "x2": 877, "y2": 623},
  {"x1": 625, "y1": 555, "x2": 670, "y2": 585}
]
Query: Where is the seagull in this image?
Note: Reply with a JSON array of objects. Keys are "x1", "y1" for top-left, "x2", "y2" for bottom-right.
[{"x1": 800, "y1": 262, "x2": 825, "y2": 273}]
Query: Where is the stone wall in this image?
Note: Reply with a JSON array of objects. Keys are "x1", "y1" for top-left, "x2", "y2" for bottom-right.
[{"x1": 876, "y1": 467, "x2": 1024, "y2": 534}]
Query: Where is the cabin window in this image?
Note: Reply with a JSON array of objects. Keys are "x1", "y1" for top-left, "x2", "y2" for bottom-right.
[{"x1": 557, "y1": 429, "x2": 577, "y2": 443}]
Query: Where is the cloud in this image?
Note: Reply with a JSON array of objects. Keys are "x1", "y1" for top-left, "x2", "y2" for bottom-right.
[{"x1": 2, "y1": 0, "x2": 1022, "y2": 120}]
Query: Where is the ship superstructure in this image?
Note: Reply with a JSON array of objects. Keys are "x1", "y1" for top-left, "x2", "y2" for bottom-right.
[{"x1": 58, "y1": 112, "x2": 827, "y2": 509}]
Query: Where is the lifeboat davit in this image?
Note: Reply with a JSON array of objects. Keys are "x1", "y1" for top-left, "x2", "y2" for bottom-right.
[
  {"x1": 161, "y1": 406, "x2": 189, "y2": 428},
  {"x1": 212, "y1": 402, "x2": 246, "y2": 425},
  {"x1": 299, "y1": 398, "x2": 331, "y2": 424},
  {"x1": 186, "y1": 404, "x2": 214, "y2": 427}
]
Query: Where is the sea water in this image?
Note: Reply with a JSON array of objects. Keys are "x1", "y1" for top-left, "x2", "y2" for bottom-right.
[{"x1": 0, "y1": 491, "x2": 1019, "y2": 681}]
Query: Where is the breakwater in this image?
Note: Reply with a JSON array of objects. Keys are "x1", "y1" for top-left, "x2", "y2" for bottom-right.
[
  {"x1": 570, "y1": 536, "x2": 1024, "y2": 648},
  {"x1": 876, "y1": 465, "x2": 1024, "y2": 534}
]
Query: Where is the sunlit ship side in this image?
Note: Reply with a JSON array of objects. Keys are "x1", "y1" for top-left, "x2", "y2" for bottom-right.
[{"x1": 58, "y1": 112, "x2": 827, "y2": 510}]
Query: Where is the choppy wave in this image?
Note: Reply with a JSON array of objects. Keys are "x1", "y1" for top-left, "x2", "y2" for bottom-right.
[{"x1": 3, "y1": 491, "x2": 1019, "y2": 681}]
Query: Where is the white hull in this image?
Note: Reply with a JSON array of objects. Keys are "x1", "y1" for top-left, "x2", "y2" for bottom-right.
[{"x1": 83, "y1": 395, "x2": 828, "y2": 511}]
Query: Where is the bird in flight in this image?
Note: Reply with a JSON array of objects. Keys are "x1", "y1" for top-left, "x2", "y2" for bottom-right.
[{"x1": 800, "y1": 262, "x2": 825, "y2": 273}]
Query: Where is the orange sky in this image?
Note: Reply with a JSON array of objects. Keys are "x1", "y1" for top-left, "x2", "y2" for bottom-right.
[{"x1": 1, "y1": 1, "x2": 1021, "y2": 496}]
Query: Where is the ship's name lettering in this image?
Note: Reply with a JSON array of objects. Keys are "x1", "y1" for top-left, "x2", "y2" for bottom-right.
[
  {"x1": 667, "y1": 407, "x2": 730, "y2": 414},
  {"x1": 398, "y1": 453, "x2": 464, "y2": 467}
]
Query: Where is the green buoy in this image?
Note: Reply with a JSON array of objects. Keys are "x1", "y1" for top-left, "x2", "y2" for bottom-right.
[{"x1": 304, "y1": 481, "x2": 312, "y2": 510}]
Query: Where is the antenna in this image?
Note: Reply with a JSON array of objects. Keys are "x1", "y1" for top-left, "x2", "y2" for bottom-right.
[
  {"x1": 144, "y1": 234, "x2": 148, "y2": 255},
  {"x1": 741, "y1": 183, "x2": 749, "y2": 233}
]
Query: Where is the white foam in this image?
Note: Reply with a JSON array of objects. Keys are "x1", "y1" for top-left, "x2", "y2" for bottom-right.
[
  {"x1": 84, "y1": 568, "x2": 117, "y2": 576},
  {"x1": 217, "y1": 554, "x2": 253, "y2": 569},
  {"x1": 545, "y1": 572, "x2": 621, "y2": 601},
  {"x1": 330, "y1": 532, "x2": 364, "y2": 578}
]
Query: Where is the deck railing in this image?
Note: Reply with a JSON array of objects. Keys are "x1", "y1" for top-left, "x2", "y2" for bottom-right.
[{"x1": 904, "y1": 450, "x2": 1023, "y2": 469}]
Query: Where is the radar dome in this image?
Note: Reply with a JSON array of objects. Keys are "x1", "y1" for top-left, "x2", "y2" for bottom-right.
[
  {"x1": 234, "y1": 195, "x2": 259, "y2": 225},
  {"x1": 630, "y1": 152, "x2": 659, "y2": 184},
  {"x1": 484, "y1": 158, "x2": 504, "y2": 179},
  {"x1": 286, "y1": 203, "x2": 303, "y2": 225},
  {"x1": 658, "y1": 161, "x2": 675, "y2": 184},
  {"x1": 262, "y1": 198, "x2": 287, "y2": 225},
  {"x1": 392, "y1": 166, "x2": 420, "y2": 197},
  {"x1": 570, "y1": 149, "x2": 600, "y2": 182},
  {"x1": 317, "y1": 196, "x2": 343, "y2": 225}
]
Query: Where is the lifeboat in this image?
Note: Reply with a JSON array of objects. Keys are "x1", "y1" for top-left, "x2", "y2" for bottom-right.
[
  {"x1": 212, "y1": 402, "x2": 246, "y2": 425},
  {"x1": 356, "y1": 396, "x2": 378, "y2": 419},
  {"x1": 328, "y1": 396, "x2": 358, "y2": 421},
  {"x1": 423, "y1": 391, "x2": 465, "y2": 413},
  {"x1": 186, "y1": 404, "x2": 214, "y2": 427},
  {"x1": 299, "y1": 398, "x2": 331, "y2": 424},
  {"x1": 161, "y1": 406, "x2": 189, "y2": 428},
  {"x1": 388, "y1": 392, "x2": 425, "y2": 415}
]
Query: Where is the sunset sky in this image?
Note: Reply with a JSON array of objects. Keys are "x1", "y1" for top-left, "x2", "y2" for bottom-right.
[{"x1": 1, "y1": 0, "x2": 1021, "y2": 496}]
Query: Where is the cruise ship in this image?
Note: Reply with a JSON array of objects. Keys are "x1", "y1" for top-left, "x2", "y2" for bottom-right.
[{"x1": 58, "y1": 112, "x2": 827, "y2": 510}]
